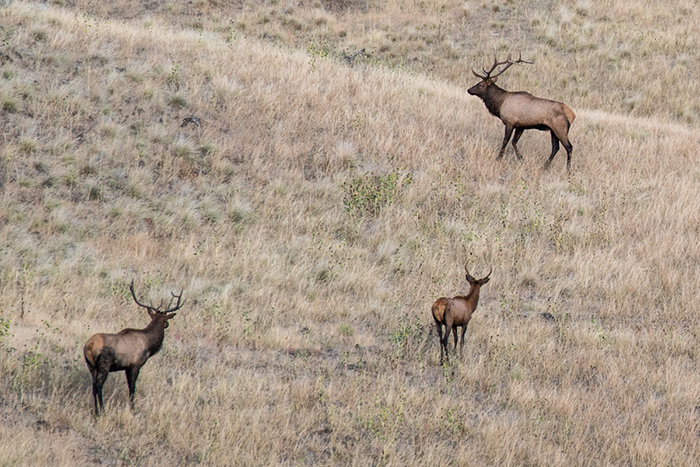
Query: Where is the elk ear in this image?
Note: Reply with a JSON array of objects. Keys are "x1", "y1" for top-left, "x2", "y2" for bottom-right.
[
  {"x1": 491, "y1": 76, "x2": 497, "y2": 83},
  {"x1": 164, "y1": 312, "x2": 177, "y2": 320}
]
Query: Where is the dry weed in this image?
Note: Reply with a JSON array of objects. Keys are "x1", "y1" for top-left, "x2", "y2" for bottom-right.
[{"x1": 0, "y1": 1, "x2": 699, "y2": 465}]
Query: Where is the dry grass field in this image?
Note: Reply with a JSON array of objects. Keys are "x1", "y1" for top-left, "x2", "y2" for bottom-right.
[{"x1": 1, "y1": 0, "x2": 700, "y2": 465}]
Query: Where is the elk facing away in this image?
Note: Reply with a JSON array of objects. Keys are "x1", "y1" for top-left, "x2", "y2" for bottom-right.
[
  {"x1": 432, "y1": 264, "x2": 491, "y2": 364},
  {"x1": 468, "y1": 52, "x2": 576, "y2": 171},
  {"x1": 83, "y1": 280, "x2": 184, "y2": 414}
]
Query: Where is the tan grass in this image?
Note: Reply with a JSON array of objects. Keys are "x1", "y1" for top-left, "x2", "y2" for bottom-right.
[{"x1": 1, "y1": 0, "x2": 700, "y2": 465}]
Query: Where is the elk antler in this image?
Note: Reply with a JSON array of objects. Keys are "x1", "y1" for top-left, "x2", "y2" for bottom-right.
[
  {"x1": 471, "y1": 51, "x2": 533, "y2": 80},
  {"x1": 130, "y1": 279, "x2": 185, "y2": 314},
  {"x1": 162, "y1": 290, "x2": 185, "y2": 314},
  {"x1": 130, "y1": 279, "x2": 157, "y2": 313},
  {"x1": 465, "y1": 263, "x2": 474, "y2": 280},
  {"x1": 465, "y1": 263, "x2": 492, "y2": 280}
]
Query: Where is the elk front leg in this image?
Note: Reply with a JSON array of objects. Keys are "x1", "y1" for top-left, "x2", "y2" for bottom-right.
[
  {"x1": 460, "y1": 322, "x2": 469, "y2": 352},
  {"x1": 497, "y1": 125, "x2": 514, "y2": 159},
  {"x1": 511, "y1": 128, "x2": 524, "y2": 160},
  {"x1": 126, "y1": 367, "x2": 141, "y2": 410}
]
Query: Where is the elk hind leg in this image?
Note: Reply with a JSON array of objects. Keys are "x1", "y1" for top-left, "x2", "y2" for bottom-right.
[
  {"x1": 86, "y1": 360, "x2": 100, "y2": 414},
  {"x1": 557, "y1": 133, "x2": 573, "y2": 172},
  {"x1": 93, "y1": 350, "x2": 114, "y2": 414},
  {"x1": 544, "y1": 130, "x2": 560, "y2": 169},
  {"x1": 434, "y1": 319, "x2": 446, "y2": 364},
  {"x1": 442, "y1": 316, "x2": 454, "y2": 363}
]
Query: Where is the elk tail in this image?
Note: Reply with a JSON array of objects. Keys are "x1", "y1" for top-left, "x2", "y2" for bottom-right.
[{"x1": 563, "y1": 105, "x2": 576, "y2": 124}]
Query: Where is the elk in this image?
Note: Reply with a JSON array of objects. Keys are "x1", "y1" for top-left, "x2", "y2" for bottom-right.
[
  {"x1": 431, "y1": 264, "x2": 491, "y2": 364},
  {"x1": 468, "y1": 52, "x2": 576, "y2": 171},
  {"x1": 83, "y1": 280, "x2": 184, "y2": 414}
]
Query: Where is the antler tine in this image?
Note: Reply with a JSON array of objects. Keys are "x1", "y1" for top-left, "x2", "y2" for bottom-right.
[
  {"x1": 130, "y1": 279, "x2": 156, "y2": 312},
  {"x1": 485, "y1": 266, "x2": 493, "y2": 279},
  {"x1": 489, "y1": 51, "x2": 533, "y2": 79},
  {"x1": 161, "y1": 289, "x2": 185, "y2": 314},
  {"x1": 472, "y1": 66, "x2": 487, "y2": 79},
  {"x1": 515, "y1": 51, "x2": 534, "y2": 64},
  {"x1": 490, "y1": 60, "x2": 514, "y2": 78},
  {"x1": 474, "y1": 52, "x2": 520, "y2": 80}
]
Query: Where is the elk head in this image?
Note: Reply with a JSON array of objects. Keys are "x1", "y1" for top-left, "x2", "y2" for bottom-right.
[
  {"x1": 467, "y1": 51, "x2": 532, "y2": 97},
  {"x1": 465, "y1": 263, "x2": 492, "y2": 286},
  {"x1": 129, "y1": 279, "x2": 184, "y2": 328}
]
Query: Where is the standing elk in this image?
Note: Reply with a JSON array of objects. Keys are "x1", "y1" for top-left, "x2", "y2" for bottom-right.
[
  {"x1": 468, "y1": 52, "x2": 576, "y2": 172},
  {"x1": 431, "y1": 264, "x2": 491, "y2": 364},
  {"x1": 83, "y1": 280, "x2": 184, "y2": 414}
]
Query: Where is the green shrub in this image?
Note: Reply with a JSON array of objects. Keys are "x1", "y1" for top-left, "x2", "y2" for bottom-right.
[{"x1": 343, "y1": 169, "x2": 412, "y2": 218}]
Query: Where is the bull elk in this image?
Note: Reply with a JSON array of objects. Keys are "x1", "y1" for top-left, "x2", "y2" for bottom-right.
[
  {"x1": 83, "y1": 280, "x2": 184, "y2": 414},
  {"x1": 431, "y1": 264, "x2": 491, "y2": 364},
  {"x1": 468, "y1": 52, "x2": 576, "y2": 171}
]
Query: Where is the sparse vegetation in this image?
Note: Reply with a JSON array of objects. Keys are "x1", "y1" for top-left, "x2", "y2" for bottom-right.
[{"x1": 1, "y1": 0, "x2": 700, "y2": 465}]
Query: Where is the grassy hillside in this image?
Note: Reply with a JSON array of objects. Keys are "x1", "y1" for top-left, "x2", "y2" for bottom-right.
[{"x1": 1, "y1": 0, "x2": 700, "y2": 465}]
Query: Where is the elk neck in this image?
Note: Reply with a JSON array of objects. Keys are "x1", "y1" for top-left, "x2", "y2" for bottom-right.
[
  {"x1": 142, "y1": 319, "x2": 168, "y2": 354},
  {"x1": 458, "y1": 284, "x2": 483, "y2": 310},
  {"x1": 481, "y1": 83, "x2": 509, "y2": 118}
]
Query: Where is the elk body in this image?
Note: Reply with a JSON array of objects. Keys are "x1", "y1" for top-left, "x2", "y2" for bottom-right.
[
  {"x1": 83, "y1": 280, "x2": 184, "y2": 414},
  {"x1": 468, "y1": 53, "x2": 576, "y2": 171},
  {"x1": 431, "y1": 264, "x2": 491, "y2": 364}
]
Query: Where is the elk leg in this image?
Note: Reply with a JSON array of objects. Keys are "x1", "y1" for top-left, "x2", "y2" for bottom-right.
[
  {"x1": 497, "y1": 126, "x2": 514, "y2": 159},
  {"x1": 125, "y1": 367, "x2": 141, "y2": 410},
  {"x1": 90, "y1": 375, "x2": 100, "y2": 415},
  {"x1": 550, "y1": 126, "x2": 573, "y2": 172},
  {"x1": 561, "y1": 138, "x2": 573, "y2": 172},
  {"x1": 452, "y1": 327, "x2": 458, "y2": 351},
  {"x1": 95, "y1": 371, "x2": 110, "y2": 414},
  {"x1": 92, "y1": 375, "x2": 100, "y2": 415},
  {"x1": 460, "y1": 322, "x2": 469, "y2": 352},
  {"x1": 544, "y1": 131, "x2": 560, "y2": 169},
  {"x1": 435, "y1": 320, "x2": 446, "y2": 364},
  {"x1": 94, "y1": 349, "x2": 114, "y2": 414},
  {"x1": 511, "y1": 128, "x2": 524, "y2": 160},
  {"x1": 86, "y1": 360, "x2": 100, "y2": 414},
  {"x1": 443, "y1": 320, "x2": 454, "y2": 364}
]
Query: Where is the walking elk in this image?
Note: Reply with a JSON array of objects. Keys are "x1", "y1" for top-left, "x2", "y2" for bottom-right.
[
  {"x1": 468, "y1": 52, "x2": 576, "y2": 171},
  {"x1": 432, "y1": 264, "x2": 491, "y2": 364},
  {"x1": 83, "y1": 280, "x2": 184, "y2": 414}
]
